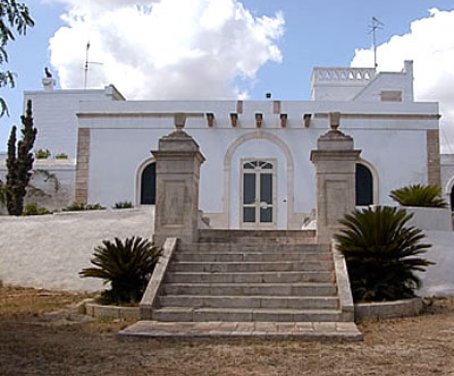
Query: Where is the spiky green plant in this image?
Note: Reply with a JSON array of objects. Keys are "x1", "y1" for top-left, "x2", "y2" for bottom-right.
[
  {"x1": 80, "y1": 236, "x2": 160, "y2": 304},
  {"x1": 334, "y1": 206, "x2": 433, "y2": 302},
  {"x1": 390, "y1": 184, "x2": 447, "y2": 208}
]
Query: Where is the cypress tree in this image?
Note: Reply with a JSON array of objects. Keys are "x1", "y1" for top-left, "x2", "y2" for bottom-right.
[{"x1": 5, "y1": 100, "x2": 37, "y2": 215}]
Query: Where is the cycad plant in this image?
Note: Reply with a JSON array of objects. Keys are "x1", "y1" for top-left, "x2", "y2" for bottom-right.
[
  {"x1": 80, "y1": 236, "x2": 160, "y2": 304},
  {"x1": 334, "y1": 206, "x2": 433, "y2": 302},
  {"x1": 390, "y1": 184, "x2": 447, "y2": 208}
]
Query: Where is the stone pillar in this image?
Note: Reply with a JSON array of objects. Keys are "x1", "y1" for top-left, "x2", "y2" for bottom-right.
[
  {"x1": 152, "y1": 115, "x2": 205, "y2": 247},
  {"x1": 310, "y1": 112, "x2": 361, "y2": 243}
]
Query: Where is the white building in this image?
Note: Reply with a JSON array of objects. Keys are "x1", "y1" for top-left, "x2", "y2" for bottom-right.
[{"x1": 1, "y1": 60, "x2": 452, "y2": 228}]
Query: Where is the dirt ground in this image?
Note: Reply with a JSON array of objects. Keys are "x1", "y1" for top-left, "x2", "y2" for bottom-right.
[{"x1": 0, "y1": 285, "x2": 453, "y2": 376}]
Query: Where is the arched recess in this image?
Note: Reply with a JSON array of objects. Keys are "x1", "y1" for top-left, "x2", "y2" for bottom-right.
[
  {"x1": 135, "y1": 157, "x2": 156, "y2": 206},
  {"x1": 355, "y1": 159, "x2": 379, "y2": 206},
  {"x1": 445, "y1": 175, "x2": 454, "y2": 211},
  {"x1": 223, "y1": 131, "x2": 296, "y2": 229}
]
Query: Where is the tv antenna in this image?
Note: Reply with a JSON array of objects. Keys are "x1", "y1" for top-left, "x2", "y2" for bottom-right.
[
  {"x1": 369, "y1": 17, "x2": 384, "y2": 68},
  {"x1": 84, "y1": 41, "x2": 103, "y2": 89}
]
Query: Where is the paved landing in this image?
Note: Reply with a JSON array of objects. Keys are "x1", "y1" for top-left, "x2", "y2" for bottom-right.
[{"x1": 119, "y1": 321, "x2": 363, "y2": 341}]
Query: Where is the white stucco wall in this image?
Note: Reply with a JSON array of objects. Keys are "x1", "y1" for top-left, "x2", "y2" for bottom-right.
[
  {"x1": 82, "y1": 98, "x2": 437, "y2": 229},
  {"x1": 0, "y1": 207, "x2": 154, "y2": 292},
  {"x1": 24, "y1": 86, "x2": 124, "y2": 159}
]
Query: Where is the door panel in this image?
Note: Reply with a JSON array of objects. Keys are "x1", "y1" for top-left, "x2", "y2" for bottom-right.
[{"x1": 241, "y1": 160, "x2": 276, "y2": 228}]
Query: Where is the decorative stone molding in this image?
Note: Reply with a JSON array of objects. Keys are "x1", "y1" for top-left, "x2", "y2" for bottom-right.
[
  {"x1": 280, "y1": 113, "x2": 287, "y2": 128},
  {"x1": 206, "y1": 113, "x2": 215, "y2": 127},
  {"x1": 236, "y1": 100, "x2": 243, "y2": 114},
  {"x1": 230, "y1": 113, "x2": 238, "y2": 127},
  {"x1": 255, "y1": 113, "x2": 263, "y2": 128},
  {"x1": 303, "y1": 113, "x2": 312, "y2": 128},
  {"x1": 75, "y1": 128, "x2": 90, "y2": 204}
]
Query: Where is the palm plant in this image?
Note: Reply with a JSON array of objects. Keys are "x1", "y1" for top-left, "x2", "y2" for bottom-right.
[
  {"x1": 390, "y1": 184, "x2": 447, "y2": 208},
  {"x1": 80, "y1": 236, "x2": 160, "y2": 304},
  {"x1": 334, "y1": 206, "x2": 433, "y2": 302}
]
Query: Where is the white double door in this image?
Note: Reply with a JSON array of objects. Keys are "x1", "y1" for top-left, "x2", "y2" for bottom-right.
[{"x1": 241, "y1": 160, "x2": 276, "y2": 228}]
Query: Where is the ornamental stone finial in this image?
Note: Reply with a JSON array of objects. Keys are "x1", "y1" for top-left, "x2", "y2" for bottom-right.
[
  {"x1": 174, "y1": 113, "x2": 186, "y2": 130},
  {"x1": 329, "y1": 112, "x2": 341, "y2": 130}
]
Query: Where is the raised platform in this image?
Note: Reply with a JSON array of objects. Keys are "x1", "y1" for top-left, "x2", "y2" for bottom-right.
[{"x1": 119, "y1": 321, "x2": 363, "y2": 341}]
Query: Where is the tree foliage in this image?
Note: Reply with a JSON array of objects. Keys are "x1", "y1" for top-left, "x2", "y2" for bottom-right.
[
  {"x1": 390, "y1": 184, "x2": 447, "y2": 208},
  {"x1": 0, "y1": 0, "x2": 34, "y2": 116},
  {"x1": 5, "y1": 99, "x2": 37, "y2": 215},
  {"x1": 80, "y1": 236, "x2": 161, "y2": 304},
  {"x1": 334, "y1": 206, "x2": 433, "y2": 302}
]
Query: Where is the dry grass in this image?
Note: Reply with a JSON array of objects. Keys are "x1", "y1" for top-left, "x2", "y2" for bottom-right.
[
  {"x1": 0, "y1": 285, "x2": 93, "y2": 317},
  {"x1": 0, "y1": 285, "x2": 454, "y2": 376}
]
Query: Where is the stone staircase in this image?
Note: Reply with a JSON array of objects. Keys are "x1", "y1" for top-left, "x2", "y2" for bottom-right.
[{"x1": 121, "y1": 230, "x2": 362, "y2": 340}]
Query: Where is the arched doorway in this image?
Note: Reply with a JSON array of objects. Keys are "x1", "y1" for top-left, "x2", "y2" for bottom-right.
[
  {"x1": 140, "y1": 162, "x2": 156, "y2": 205},
  {"x1": 356, "y1": 163, "x2": 373, "y2": 206}
]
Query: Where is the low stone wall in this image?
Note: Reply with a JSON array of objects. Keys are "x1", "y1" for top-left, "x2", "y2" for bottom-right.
[
  {"x1": 405, "y1": 206, "x2": 452, "y2": 231},
  {"x1": 419, "y1": 230, "x2": 454, "y2": 296},
  {"x1": 354, "y1": 298, "x2": 423, "y2": 323},
  {"x1": 0, "y1": 207, "x2": 154, "y2": 292},
  {"x1": 85, "y1": 302, "x2": 140, "y2": 320}
]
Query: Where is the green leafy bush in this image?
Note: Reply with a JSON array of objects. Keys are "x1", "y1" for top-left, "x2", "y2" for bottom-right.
[
  {"x1": 334, "y1": 206, "x2": 433, "y2": 302},
  {"x1": 35, "y1": 149, "x2": 51, "y2": 159},
  {"x1": 23, "y1": 202, "x2": 51, "y2": 216},
  {"x1": 390, "y1": 184, "x2": 447, "y2": 208},
  {"x1": 55, "y1": 153, "x2": 68, "y2": 159},
  {"x1": 62, "y1": 202, "x2": 105, "y2": 211},
  {"x1": 80, "y1": 236, "x2": 160, "y2": 304},
  {"x1": 114, "y1": 201, "x2": 133, "y2": 209}
]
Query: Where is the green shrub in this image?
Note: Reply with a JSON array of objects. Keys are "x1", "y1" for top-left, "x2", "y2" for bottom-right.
[
  {"x1": 390, "y1": 184, "x2": 447, "y2": 208},
  {"x1": 62, "y1": 202, "x2": 105, "y2": 211},
  {"x1": 23, "y1": 202, "x2": 52, "y2": 216},
  {"x1": 334, "y1": 206, "x2": 433, "y2": 302},
  {"x1": 114, "y1": 201, "x2": 133, "y2": 209},
  {"x1": 35, "y1": 149, "x2": 51, "y2": 159},
  {"x1": 79, "y1": 236, "x2": 160, "y2": 304},
  {"x1": 55, "y1": 153, "x2": 68, "y2": 159}
]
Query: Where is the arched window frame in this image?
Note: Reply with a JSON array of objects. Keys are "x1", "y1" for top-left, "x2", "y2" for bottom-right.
[
  {"x1": 355, "y1": 159, "x2": 379, "y2": 206},
  {"x1": 135, "y1": 157, "x2": 156, "y2": 206}
]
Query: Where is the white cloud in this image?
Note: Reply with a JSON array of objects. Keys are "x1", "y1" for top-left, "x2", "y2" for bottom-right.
[
  {"x1": 351, "y1": 8, "x2": 454, "y2": 153},
  {"x1": 49, "y1": 0, "x2": 284, "y2": 99}
]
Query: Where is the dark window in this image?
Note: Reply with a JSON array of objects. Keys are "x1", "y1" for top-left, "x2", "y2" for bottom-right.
[
  {"x1": 356, "y1": 163, "x2": 373, "y2": 206},
  {"x1": 451, "y1": 186, "x2": 454, "y2": 212},
  {"x1": 140, "y1": 163, "x2": 156, "y2": 205}
]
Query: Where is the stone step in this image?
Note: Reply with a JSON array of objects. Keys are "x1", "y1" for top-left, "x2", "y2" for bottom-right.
[
  {"x1": 169, "y1": 261, "x2": 334, "y2": 273},
  {"x1": 182, "y1": 243, "x2": 328, "y2": 253},
  {"x1": 158, "y1": 295, "x2": 339, "y2": 310},
  {"x1": 119, "y1": 321, "x2": 363, "y2": 341},
  {"x1": 165, "y1": 271, "x2": 334, "y2": 284},
  {"x1": 161, "y1": 282, "x2": 337, "y2": 296},
  {"x1": 152, "y1": 307, "x2": 346, "y2": 322},
  {"x1": 175, "y1": 252, "x2": 332, "y2": 262},
  {"x1": 199, "y1": 229, "x2": 316, "y2": 241}
]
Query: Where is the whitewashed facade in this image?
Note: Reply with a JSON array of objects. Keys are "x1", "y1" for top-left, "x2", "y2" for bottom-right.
[{"x1": 1, "y1": 61, "x2": 452, "y2": 227}]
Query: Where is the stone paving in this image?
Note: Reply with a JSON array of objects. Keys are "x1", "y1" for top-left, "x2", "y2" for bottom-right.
[{"x1": 119, "y1": 321, "x2": 363, "y2": 341}]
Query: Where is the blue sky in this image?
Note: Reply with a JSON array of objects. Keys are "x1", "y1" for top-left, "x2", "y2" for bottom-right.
[{"x1": 1, "y1": 0, "x2": 454, "y2": 151}]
